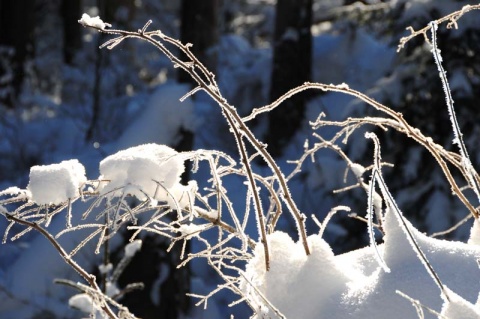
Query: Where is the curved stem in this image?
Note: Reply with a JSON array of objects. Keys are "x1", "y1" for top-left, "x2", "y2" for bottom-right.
[{"x1": 6, "y1": 214, "x2": 119, "y2": 319}]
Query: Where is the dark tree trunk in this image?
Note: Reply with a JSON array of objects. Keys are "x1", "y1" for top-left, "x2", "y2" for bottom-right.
[
  {"x1": 61, "y1": 0, "x2": 81, "y2": 64},
  {"x1": 266, "y1": 0, "x2": 312, "y2": 157},
  {"x1": 0, "y1": 0, "x2": 34, "y2": 108},
  {"x1": 177, "y1": 0, "x2": 219, "y2": 172},
  {"x1": 178, "y1": 0, "x2": 219, "y2": 84}
]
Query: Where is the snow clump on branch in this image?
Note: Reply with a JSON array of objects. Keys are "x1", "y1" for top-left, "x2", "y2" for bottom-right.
[
  {"x1": 98, "y1": 144, "x2": 189, "y2": 206},
  {"x1": 78, "y1": 13, "x2": 111, "y2": 30},
  {"x1": 27, "y1": 159, "x2": 87, "y2": 205}
]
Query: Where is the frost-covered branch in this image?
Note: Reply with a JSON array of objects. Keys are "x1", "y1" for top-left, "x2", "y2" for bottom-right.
[
  {"x1": 79, "y1": 15, "x2": 311, "y2": 262},
  {"x1": 429, "y1": 20, "x2": 480, "y2": 209},
  {"x1": 397, "y1": 4, "x2": 480, "y2": 51},
  {"x1": 4, "y1": 213, "x2": 121, "y2": 319}
]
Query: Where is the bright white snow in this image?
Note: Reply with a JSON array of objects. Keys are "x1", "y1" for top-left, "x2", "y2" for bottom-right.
[
  {"x1": 98, "y1": 144, "x2": 185, "y2": 203},
  {"x1": 242, "y1": 207, "x2": 480, "y2": 319},
  {"x1": 78, "y1": 13, "x2": 111, "y2": 30},
  {"x1": 27, "y1": 159, "x2": 87, "y2": 205}
]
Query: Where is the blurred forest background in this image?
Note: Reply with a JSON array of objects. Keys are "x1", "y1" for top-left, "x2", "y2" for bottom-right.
[{"x1": 1, "y1": 0, "x2": 480, "y2": 318}]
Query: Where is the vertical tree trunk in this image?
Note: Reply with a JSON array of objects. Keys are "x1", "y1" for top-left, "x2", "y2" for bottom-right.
[
  {"x1": 61, "y1": 0, "x2": 81, "y2": 64},
  {"x1": 266, "y1": 0, "x2": 312, "y2": 157},
  {"x1": 177, "y1": 0, "x2": 219, "y2": 175},
  {"x1": 178, "y1": 0, "x2": 219, "y2": 85},
  {"x1": 0, "y1": 0, "x2": 34, "y2": 108}
]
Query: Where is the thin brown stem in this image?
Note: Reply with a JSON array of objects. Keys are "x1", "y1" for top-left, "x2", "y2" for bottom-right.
[{"x1": 6, "y1": 214, "x2": 119, "y2": 319}]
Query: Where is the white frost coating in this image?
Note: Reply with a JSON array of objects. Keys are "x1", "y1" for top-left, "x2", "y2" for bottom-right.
[
  {"x1": 178, "y1": 223, "x2": 204, "y2": 237},
  {"x1": 124, "y1": 239, "x2": 142, "y2": 257},
  {"x1": 336, "y1": 82, "x2": 349, "y2": 89},
  {"x1": 194, "y1": 206, "x2": 219, "y2": 219},
  {"x1": 469, "y1": 219, "x2": 480, "y2": 246},
  {"x1": 27, "y1": 159, "x2": 86, "y2": 205},
  {"x1": 440, "y1": 287, "x2": 480, "y2": 318},
  {"x1": 0, "y1": 187, "x2": 24, "y2": 197},
  {"x1": 79, "y1": 13, "x2": 111, "y2": 30},
  {"x1": 99, "y1": 144, "x2": 184, "y2": 202},
  {"x1": 0, "y1": 187, "x2": 31, "y2": 204}
]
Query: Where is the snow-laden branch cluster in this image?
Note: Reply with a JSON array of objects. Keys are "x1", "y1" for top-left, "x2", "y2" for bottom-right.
[{"x1": 1, "y1": 6, "x2": 480, "y2": 319}]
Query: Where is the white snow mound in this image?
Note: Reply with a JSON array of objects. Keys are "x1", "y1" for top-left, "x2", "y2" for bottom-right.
[
  {"x1": 99, "y1": 144, "x2": 185, "y2": 202},
  {"x1": 242, "y1": 207, "x2": 480, "y2": 319},
  {"x1": 27, "y1": 159, "x2": 86, "y2": 205}
]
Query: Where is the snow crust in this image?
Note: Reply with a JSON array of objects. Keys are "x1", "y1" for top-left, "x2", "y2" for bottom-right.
[{"x1": 27, "y1": 159, "x2": 86, "y2": 205}]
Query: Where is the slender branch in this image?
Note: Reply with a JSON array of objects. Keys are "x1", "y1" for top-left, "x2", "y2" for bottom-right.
[
  {"x1": 81, "y1": 20, "x2": 311, "y2": 256},
  {"x1": 245, "y1": 82, "x2": 479, "y2": 219},
  {"x1": 5, "y1": 213, "x2": 119, "y2": 319},
  {"x1": 397, "y1": 4, "x2": 480, "y2": 51}
]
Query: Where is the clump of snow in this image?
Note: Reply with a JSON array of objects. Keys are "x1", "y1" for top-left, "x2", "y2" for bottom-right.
[
  {"x1": 69, "y1": 293, "x2": 106, "y2": 318},
  {"x1": 242, "y1": 206, "x2": 480, "y2": 318},
  {"x1": 27, "y1": 159, "x2": 86, "y2": 205},
  {"x1": 0, "y1": 187, "x2": 25, "y2": 197},
  {"x1": 242, "y1": 231, "x2": 361, "y2": 318},
  {"x1": 350, "y1": 163, "x2": 365, "y2": 178},
  {"x1": 124, "y1": 239, "x2": 142, "y2": 258},
  {"x1": 98, "y1": 144, "x2": 185, "y2": 202},
  {"x1": 69, "y1": 293, "x2": 96, "y2": 313},
  {"x1": 336, "y1": 82, "x2": 349, "y2": 89},
  {"x1": 78, "y1": 13, "x2": 111, "y2": 30}
]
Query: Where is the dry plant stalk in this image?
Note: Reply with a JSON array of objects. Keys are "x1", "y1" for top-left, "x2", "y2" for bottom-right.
[{"x1": 79, "y1": 18, "x2": 314, "y2": 270}]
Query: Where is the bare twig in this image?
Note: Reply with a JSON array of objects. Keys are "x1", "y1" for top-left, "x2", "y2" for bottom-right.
[
  {"x1": 5, "y1": 213, "x2": 119, "y2": 319},
  {"x1": 397, "y1": 4, "x2": 480, "y2": 51}
]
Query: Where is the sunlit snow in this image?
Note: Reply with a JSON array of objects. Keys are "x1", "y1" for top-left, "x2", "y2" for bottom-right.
[{"x1": 27, "y1": 159, "x2": 86, "y2": 205}]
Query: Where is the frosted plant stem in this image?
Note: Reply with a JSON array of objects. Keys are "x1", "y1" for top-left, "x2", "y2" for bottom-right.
[
  {"x1": 366, "y1": 133, "x2": 450, "y2": 303},
  {"x1": 244, "y1": 81, "x2": 479, "y2": 218},
  {"x1": 317, "y1": 206, "x2": 350, "y2": 239},
  {"x1": 82, "y1": 20, "x2": 311, "y2": 257},
  {"x1": 5, "y1": 213, "x2": 119, "y2": 319},
  {"x1": 430, "y1": 21, "x2": 480, "y2": 209},
  {"x1": 398, "y1": 4, "x2": 480, "y2": 51},
  {"x1": 396, "y1": 290, "x2": 447, "y2": 319},
  {"x1": 368, "y1": 169, "x2": 390, "y2": 273},
  {"x1": 223, "y1": 111, "x2": 270, "y2": 271}
]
